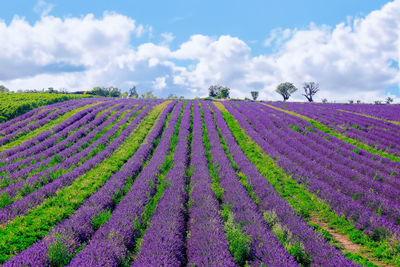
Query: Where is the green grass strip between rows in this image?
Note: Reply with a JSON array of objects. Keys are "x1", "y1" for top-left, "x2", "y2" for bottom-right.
[
  {"x1": 208, "y1": 103, "x2": 314, "y2": 266},
  {"x1": 214, "y1": 102, "x2": 400, "y2": 266},
  {"x1": 338, "y1": 109, "x2": 400, "y2": 126},
  {"x1": 0, "y1": 102, "x2": 102, "y2": 152},
  {"x1": 0, "y1": 107, "x2": 136, "y2": 209},
  {"x1": 200, "y1": 102, "x2": 252, "y2": 265},
  {"x1": 263, "y1": 103, "x2": 400, "y2": 162},
  {"x1": 0, "y1": 101, "x2": 170, "y2": 263}
]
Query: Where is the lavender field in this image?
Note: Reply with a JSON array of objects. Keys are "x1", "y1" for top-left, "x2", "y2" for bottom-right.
[{"x1": 1, "y1": 98, "x2": 400, "y2": 266}]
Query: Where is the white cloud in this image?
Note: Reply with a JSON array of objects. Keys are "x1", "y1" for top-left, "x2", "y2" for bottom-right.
[
  {"x1": 1, "y1": 1, "x2": 400, "y2": 102},
  {"x1": 263, "y1": 27, "x2": 294, "y2": 48},
  {"x1": 160, "y1": 32, "x2": 175, "y2": 45},
  {"x1": 34, "y1": 0, "x2": 54, "y2": 17},
  {"x1": 263, "y1": 0, "x2": 400, "y2": 102},
  {"x1": 152, "y1": 75, "x2": 168, "y2": 90}
]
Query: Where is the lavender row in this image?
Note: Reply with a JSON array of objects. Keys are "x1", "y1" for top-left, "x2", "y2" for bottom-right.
[
  {"x1": 0, "y1": 100, "x2": 122, "y2": 173},
  {"x1": 69, "y1": 101, "x2": 183, "y2": 266},
  {"x1": 0, "y1": 102, "x2": 137, "y2": 199},
  {"x1": 270, "y1": 102, "x2": 400, "y2": 154},
  {"x1": 251, "y1": 103, "x2": 400, "y2": 195},
  {"x1": 0, "y1": 102, "x2": 75, "y2": 146},
  {"x1": 4, "y1": 101, "x2": 176, "y2": 267},
  {"x1": 236, "y1": 102, "x2": 400, "y2": 223},
  {"x1": 1, "y1": 101, "x2": 129, "y2": 174},
  {"x1": 0, "y1": 102, "x2": 133, "y2": 203},
  {"x1": 0, "y1": 100, "x2": 111, "y2": 159},
  {"x1": 209, "y1": 101, "x2": 356, "y2": 266},
  {"x1": 311, "y1": 106, "x2": 400, "y2": 153},
  {"x1": 0, "y1": 98, "x2": 109, "y2": 159},
  {"x1": 0, "y1": 99, "x2": 104, "y2": 147},
  {"x1": 329, "y1": 103, "x2": 400, "y2": 122},
  {"x1": 201, "y1": 101, "x2": 297, "y2": 266},
  {"x1": 0, "y1": 99, "x2": 88, "y2": 137},
  {"x1": 0, "y1": 106, "x2": 48, "y2": 131},
  {"x1": 242, "y1": 103, "x2": 400, "y2": 226},
  {"x1": 1, "y1": 109, "x2": 54, "y2": 137},
  {"x1": 224, "y1": 102, "x2": 400, "y2": 237},
  {"x1": 0, "y1": 98, "x2": 95, "y2": 132},
  {"x1": 257, "y1": 103, "x2": 400, "y2": 179},
  {"x1": 184, "y1": 103, "x2": 236, "y2": 266},
  {"x1": 0, "y1": 101, "x2": 156, "y2": 224},
  {"x1": 132, "y1": 101, "x2": 191, "y2": 266}
]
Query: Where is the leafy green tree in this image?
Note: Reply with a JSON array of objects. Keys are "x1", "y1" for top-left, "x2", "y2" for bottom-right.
[
  {"x1": 208, "y1": 85, "x2": 230, "y2": 99},
  {"x1": 208, "y1": 85, "x2": 220, "y2": 98},
  {"x1": 251, "y1": 91, "x2": 259, "y2": 101},
  {"x1": 90, "y1": 87, "x2": 108, "y2": 97},
  {"x1": 276, "y1": 82, "x2": 297, "y2": 101},
  {"x1": 108, "y1": 87, "x2": 121, "y2": 97},
  {"x1": 220, "y1": 87, "x2": 230, "y2": 99},
  {"x1": 0, "y1": 85, "x2": 9, "y2": 93},
  {"x1": 89, "y1": 87, "x2": 121, "y2": 97}
]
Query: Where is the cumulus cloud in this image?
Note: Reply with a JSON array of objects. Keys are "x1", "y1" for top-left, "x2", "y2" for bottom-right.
[
  {"x1": 152, "y1": 75, "x2": 168, "y2": 90},
  {"x1": 1, "y1": 1, "x2": 400, "y2": 102}
]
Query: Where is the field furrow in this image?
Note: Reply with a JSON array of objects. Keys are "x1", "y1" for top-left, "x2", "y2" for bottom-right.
[{"x1": 1, "y1": 97, "x2": 399, "y2": 266}]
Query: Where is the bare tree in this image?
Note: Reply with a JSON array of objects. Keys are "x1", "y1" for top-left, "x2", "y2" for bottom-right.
[
  {"x1": 386, "y1": 97, "x2": 394, "y2": 104},
  {"x1": 251, "y1": 91, "x2": 259, "y2": 101},
  {"x1": 302, "y1": 82, "x2": 319, "y2": 102},
  {"x1": 276, "y1": 82, "x2": 297, "y2": 101},
  {"x1": 129, "y1": 86, "x2": 138, "y2": 99}
]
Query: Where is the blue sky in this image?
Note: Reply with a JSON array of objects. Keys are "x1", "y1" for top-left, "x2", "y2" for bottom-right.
[
  {"x1": 0, "y1": 0, "x2": 398, "y2": 102},
  {"x1": 1, "y1": 1, "x2": 389, "y2": 53}
]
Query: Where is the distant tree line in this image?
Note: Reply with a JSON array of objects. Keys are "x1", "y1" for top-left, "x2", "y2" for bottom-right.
[
  {"x1": 1, "y1": 82, "x2": 396, "y2": 104},
  {"x1": 0, "y1": 84, "x2": 160, "y2": 99},
  {"x1": 208, "y1": 85, "x2": 230, "y2": 99}
]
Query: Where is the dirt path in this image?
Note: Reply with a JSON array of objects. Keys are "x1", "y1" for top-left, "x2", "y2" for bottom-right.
[{"x1": 310, "y1": 218, "x2": 394, "y2": 267}]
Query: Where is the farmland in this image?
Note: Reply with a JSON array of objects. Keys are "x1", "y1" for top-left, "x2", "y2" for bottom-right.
[{"x1": 0, "y1": 97, "x2": 400, "y2": 266}]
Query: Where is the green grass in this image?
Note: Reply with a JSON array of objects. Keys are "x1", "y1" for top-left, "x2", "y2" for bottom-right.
[
  {"x1": 91, "y1": 209, "x2": 112, "y2": 231},
  {"x1": 208, "y1": 103, "x2": 312, "y2": 266},
  {"x1": 214, "y1": 102, "x2": 400, "y2": 266},
  {"x1": 200, "y1": 101, "x2": 252, "y2": 265},
  {"x1": 128, "y1": 101, "x2": 186, "y2": 262},
  {"x1": 0, "y1": 101, "x2": 170, "y2": 263},
  {"x1": 46, "y1": 233, "x2": 75, "y2": 267}
]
